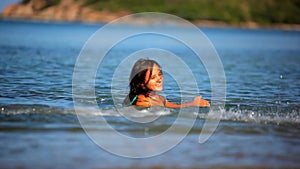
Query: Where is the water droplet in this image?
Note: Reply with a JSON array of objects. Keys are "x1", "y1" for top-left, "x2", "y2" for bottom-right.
[{"x1": 279, "y1": 74, "x2": 283, "y2": 79}]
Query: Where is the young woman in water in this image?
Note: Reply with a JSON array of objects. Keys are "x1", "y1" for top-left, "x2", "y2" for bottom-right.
[{"x1": 123, "y1": 58, "x2": 210, "y2": 108}]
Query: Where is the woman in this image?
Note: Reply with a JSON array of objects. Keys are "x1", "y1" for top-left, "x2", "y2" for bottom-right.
[{"x1": 123, "y1": 58, "x2": 210, "y2": 108}]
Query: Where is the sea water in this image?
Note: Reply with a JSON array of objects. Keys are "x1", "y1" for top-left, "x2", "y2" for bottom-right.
[{"x1": 0, "y1": 20, "x2": 299, "y2": 168}]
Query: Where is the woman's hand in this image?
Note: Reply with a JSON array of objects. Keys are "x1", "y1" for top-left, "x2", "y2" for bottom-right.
[{"x1": 193, "y1": 96, "x2": 210, "y2": 107}]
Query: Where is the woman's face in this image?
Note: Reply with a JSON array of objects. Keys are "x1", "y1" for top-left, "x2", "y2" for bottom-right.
[{"x1": 145, "y1": 64, "x2": 163, "y2": 91}]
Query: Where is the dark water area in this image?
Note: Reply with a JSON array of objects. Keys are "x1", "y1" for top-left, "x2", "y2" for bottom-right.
[{"x1": 0, "y1": 19, "x2": 299, "y2": 168}]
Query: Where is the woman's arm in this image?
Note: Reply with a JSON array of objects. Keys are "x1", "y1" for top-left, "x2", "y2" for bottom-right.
[{"x1": 165, "y1": 96, "x2": 210, "y2": 108}]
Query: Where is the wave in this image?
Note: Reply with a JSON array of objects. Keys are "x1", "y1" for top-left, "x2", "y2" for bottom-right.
[
  {"x1": 197, "y1": 106, "x2": 300, "y2": 125},
  {"x1": 0, "y1": 104, "x2": 299, "y2": 125}
]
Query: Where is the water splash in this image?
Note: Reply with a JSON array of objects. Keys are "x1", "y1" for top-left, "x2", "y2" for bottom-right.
[
  {"x1": 1, "y1": 104, "x2": 299, "y2": 125},
  {"x1": 197, "y1": 106, "x2": 300, "y2": 125}
]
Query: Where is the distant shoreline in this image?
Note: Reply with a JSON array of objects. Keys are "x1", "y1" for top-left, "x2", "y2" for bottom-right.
[
  {"x1": 1, "y1": 16, "x2": 300, "y2": 31},
  {"x1": 1, "y1": 0, "x2": 299, "y2": 31}
]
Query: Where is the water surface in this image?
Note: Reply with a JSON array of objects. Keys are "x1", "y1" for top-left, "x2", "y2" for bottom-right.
[{"x1": 0, "y1": 20, "x2": 299, "y2": 168}]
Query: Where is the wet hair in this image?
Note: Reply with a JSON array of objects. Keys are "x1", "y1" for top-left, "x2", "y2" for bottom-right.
[{"x1": 128, "y1": 58, "x2": 162, "y2": 104}]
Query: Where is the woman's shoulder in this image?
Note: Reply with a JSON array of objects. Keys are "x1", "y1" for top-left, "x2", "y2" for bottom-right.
[
  {"x1": 148, "y1": 93, "x2": 166, "y2": 106},
  {"x1": 150, "y1": 93, "x2": 165, "y2": 101},
  {"x1": 135, "y1": 94, "x2": 150, "y2": 107},
  {"x1": 129, "y1": 93, "x2": 166, "y2": 107},
  {"x1": 135, "y1": 93, "x2": 165, "y2": 107}
]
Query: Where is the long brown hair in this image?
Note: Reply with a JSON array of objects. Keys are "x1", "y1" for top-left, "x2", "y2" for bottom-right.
[{"x1": 128, "y1": 58, "x2": 162, "y2": 104}]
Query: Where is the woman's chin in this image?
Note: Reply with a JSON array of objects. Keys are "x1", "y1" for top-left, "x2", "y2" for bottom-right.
[{"x1": 154, "y1": 87, "x2": 163, "y2": 92}]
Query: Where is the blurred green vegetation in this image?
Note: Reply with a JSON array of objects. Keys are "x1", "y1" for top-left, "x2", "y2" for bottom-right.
[{"x1": 82, "y1": 0, "x2": 300, "y2": 24}]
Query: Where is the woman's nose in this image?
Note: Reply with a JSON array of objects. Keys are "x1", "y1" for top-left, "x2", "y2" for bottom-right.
[{"x1": 157, "y1": 75, "x2": 163, "y2": 82}]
